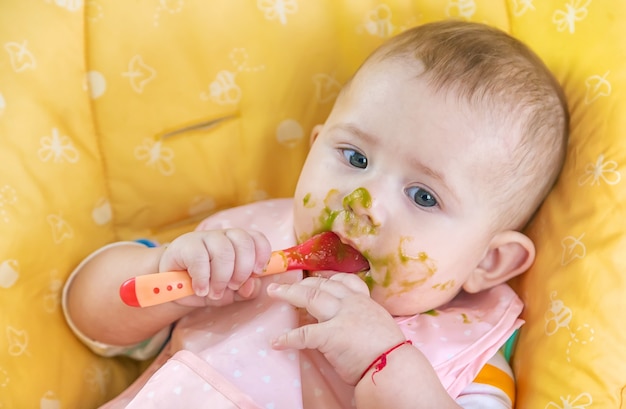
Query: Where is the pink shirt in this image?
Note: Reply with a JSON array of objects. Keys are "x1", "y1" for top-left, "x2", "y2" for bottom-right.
[{"x1": 99, "y1": 199, "x2": 523, "y2": 408}]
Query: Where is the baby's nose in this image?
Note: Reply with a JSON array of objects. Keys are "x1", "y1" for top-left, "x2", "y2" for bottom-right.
[{"x1": 342, "y1": 187, "x2": 382, "y2": 226}]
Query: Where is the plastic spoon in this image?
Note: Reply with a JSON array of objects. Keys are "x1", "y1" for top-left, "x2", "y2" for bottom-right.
[{"x1": 119, "y1": 232, "x2": 369, "y2": 307}]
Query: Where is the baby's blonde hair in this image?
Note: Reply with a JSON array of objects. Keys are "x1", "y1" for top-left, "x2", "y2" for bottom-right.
[{"x1": 365, "y1": 20, "x2": 569, "y2": 230}]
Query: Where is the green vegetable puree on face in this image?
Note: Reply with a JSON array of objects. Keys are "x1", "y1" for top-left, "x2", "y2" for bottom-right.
[
  {"x1": 302, "y1": 193, "x2": 313, "y2": 208},
  {"x1": 342, "y1": 187, "x2": 371, "y2": 210},
  {"x1": 302, "y1": 188, "x2": 447, "y2": 294}
]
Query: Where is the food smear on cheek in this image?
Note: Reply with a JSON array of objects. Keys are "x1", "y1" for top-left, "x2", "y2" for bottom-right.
[
  {"x1": 319, "y1": 207, "x2": 341, "y2": 233},
  {"x1": 359, "y1": 271, "x2": 376, "y2": 291},
  {"x1": 297, "y1": 190, "x2": 338, "y2": 243},
  {"x1": 364, "y1": 237, "x2": 439, "y2": 296},
  {"x1": 432, "y1": 280, "x2": 456, "y2": 291},
  {"x1": 302, "y1": 193, "x2": 314, "y2": 208},
  {"x1": 308, "y1": 188, "x2": 379, "y2": 238},
  {"x1": 314, "y1": 189, "x2": 342, "y2": 235}
]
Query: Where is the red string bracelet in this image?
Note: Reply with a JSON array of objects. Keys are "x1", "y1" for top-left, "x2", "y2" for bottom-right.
[{"x1": 360, "y1": 340, "x2": 413, "y2": 385}]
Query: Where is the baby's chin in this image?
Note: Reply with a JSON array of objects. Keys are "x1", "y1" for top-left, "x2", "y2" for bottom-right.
[{"x1": 370, "y1": 288, "x2": 439, "y2": 317}]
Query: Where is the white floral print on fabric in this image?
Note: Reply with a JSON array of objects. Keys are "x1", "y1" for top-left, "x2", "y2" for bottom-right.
[
  {"x1": 0, "y1": 366, "x2": 8, "y2": 388},
  {"x1": 0, "y1": 185, "x2": 17, "y2": 223},
  {"x1": 45, "y1": 0, "x2": 83, "y2": 12},
  {"x1": 578, "y1": 154, "x2": 621, "y2": 186},
  {"x1": 38, "y1": 128, "x2": 80, "y2": 163},
  {"x1": 0, "y1": 259, "x2": 19, "y2": 289},
  {"x1": 86, "y1": 0, "x2": 103, "y2": 21},
  {"x1": 584, "y1": 71, "x2": 611, "y2": 104},
  {"x1": 312, "y1": 73, "x2": 342, "y2": 104},
  {"x1": 552, "y1": 0, "x2": 591, "y2": 34},
  {"x1": 203, "y1": 70, "x2": 241, "y2": 105},
  {"x1": 446, "y1": 0, "x2": 477, "y2": 20},
  {"x1": 4, "y1": 41, "x2": 37, "y2": 72},
  {"x1": 6, "y1": 326, "x2": 28, "y2": 357},
  {"x1": 85, "y1": 362, "x2": 111, "y2": 397},
  {"x1": 545, "y1": 392, "x2": 592, "y2": 409},
  {"x1": 43, "y1": 270, "x2": 63, "y2": 314},
  {"x1": 276, "y1": 118, "x2": 304, "y2": 148},
  {"x1": 134, "y1": 138, "x2": 176, "y2": 176},
  {"x1": 85, "y1": 71, "x2": 107, "y2": 99},
  {"x1": 512, "y1": 0, "x2": 536, "y2": 16},
  {"x1": 122, "y1": 55, "x2": 157, "y2": 94},
  {"x1": 200, "y1": 48, "x2": 265, "y2": 105},
  {"x1": 91, "y1": 198, "x2": 112, "y2": 226},
  {"x1": 360, "y1": 4, "x2": 396, "y2": 38},
  {"x1": 560, "y1": 234, "x2": 585, "y2": 265},
  {"x1": 257, "y1": 0, "x2": 298, "y2": 25},
  {"x1": 47, "y1": 214, "x2": 74, "y2": 243},
  {"x1": 153, "y1": 0, "x2": 184, "y2": 27},
  {"x1": 544, "y1": 292, "x2": 594, "y2": 363},
  {"x1": 40, "y1": 391, "x2": 62, "y2": 409}
]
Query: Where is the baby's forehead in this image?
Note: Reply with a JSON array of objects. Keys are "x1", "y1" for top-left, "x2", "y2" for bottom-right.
[
  {"x1": 352, "y1": 55, "x2": 527, "y2": 151},
  {"x1": 362, "y1": 52, "x2": 528, "y2": 112}
]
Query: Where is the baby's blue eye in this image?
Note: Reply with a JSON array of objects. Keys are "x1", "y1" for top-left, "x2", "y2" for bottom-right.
[
  {"x1": 342, "y1": 149, "x2": 368, "y2": 169},
  {"x1": 406, "y1": 186, "x2": 437, "y2": 207}
]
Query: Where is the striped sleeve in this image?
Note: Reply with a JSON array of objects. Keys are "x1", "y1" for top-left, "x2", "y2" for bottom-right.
[
  {"x1": 455, "y1": 352, "x2": 515, "y2": 409},
  {"x1": 62, "y1": 241, "x2": 172, "y2": 360}
]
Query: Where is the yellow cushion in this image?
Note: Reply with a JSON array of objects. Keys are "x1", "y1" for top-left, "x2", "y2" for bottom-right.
[
  {"x1": 509, "y1": 2, "x2": 626, "y2": 407},
  {"x1": 1, "y1": 1, "x2": 624, "y2": 407}
]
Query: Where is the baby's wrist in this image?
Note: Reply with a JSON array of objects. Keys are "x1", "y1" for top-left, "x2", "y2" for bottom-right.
[{"x1": 359, "y1": 340, "x2": 413, "y2": 385}]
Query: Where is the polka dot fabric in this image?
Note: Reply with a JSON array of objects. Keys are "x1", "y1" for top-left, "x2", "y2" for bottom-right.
[{"x1": 1, "y1": 1, "x2": 625, "y2": 407}]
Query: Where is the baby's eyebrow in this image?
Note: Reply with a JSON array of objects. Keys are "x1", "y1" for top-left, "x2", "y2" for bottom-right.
[
  {"x1": 409, "y1": 159, "x2": 459, "y2": 206},
  {"x1": 330, "y1": 123, "x2": 380, "y2": 147},
  {"x1": 410, "y1": 158, "x2": 443, "y2": 183}
]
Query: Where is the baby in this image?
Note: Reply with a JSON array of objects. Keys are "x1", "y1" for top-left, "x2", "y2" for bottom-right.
[{"x1": 63, "y1": 20, "x2": 568, "y2": 408}]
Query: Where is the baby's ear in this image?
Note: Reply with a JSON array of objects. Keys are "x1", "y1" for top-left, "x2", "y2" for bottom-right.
[
  {"x1": 309, "y1": 124, "x2": 323, "y2": 145},
  {"x1": 463, "y1": 231, "x2": 535, "y2": 293}
]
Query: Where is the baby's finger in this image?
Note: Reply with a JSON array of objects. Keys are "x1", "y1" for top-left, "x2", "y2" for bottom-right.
[
  {"x1": 224, "y1": 229, "x2": 259, "y2": 290},
  {"x1": 297, "y1": 276, "x2": 354, "y2": 299},
  {"x1": 201, "y1": 233, "x2": 236, "y2": 300},
  {"x1": 159, "y1": 237, "x2": 211, "y2": 297},
  {"x1": 328, "y1": 273, "x2": 370, "y2": 295},
  {"x1": 248, "y1": 230, "x2": 272, "y2": 275},
  {"x1": 271, "y1": 323, "x2": 321, "y2": 351},
  {"x1": 233, "y1": 277, "x2": 262, "y2": 301},
  {"x1": 267, "y1": 282, "x2": 341, "y2": 322}
]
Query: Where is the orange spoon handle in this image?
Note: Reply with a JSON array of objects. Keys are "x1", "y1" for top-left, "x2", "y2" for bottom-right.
[{"x1": 120, "y1": 251, "x2": 289, "y2": 307}]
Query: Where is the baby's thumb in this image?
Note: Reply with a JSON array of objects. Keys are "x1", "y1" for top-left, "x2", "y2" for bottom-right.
[
  {"x1": 233, "y1": 277, "x2": 262, "y2": 301},
  {"x1": 271, "y1": 324, "x2": 320, "y2": 351}
]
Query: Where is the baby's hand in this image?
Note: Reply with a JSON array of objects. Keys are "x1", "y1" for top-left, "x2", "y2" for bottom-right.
[
  {"x1": 267, "y1": 273, "x2": 406, "y2": 385},
  {"x1": 159, "y1": 229, "x2": 272, "y2": 307}
]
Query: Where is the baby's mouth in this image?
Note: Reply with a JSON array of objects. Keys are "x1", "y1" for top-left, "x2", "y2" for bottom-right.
[
  {"x1": 334, "y1": 234, "x2": 370, "y2": 271},
  {"x1": 305, "y1": 233, "x2": 370, "y2": 278}
]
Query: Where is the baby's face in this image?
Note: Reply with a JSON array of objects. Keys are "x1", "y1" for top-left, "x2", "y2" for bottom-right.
[{"x1": 293, "y1": 58, "x2": 508, "y2": 316}]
